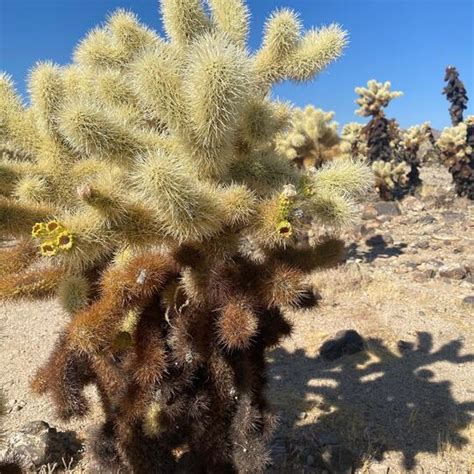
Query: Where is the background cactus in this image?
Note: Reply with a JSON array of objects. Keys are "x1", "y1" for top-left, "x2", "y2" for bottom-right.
[
  {"x1": 275, "y1": 106, "x2": 340, "y2": 169},
  {"x1": 340, "y1": 122, "x2": 368, "y2": 160},
  {"x1": 0, "y1": 1, "x2": 372, "y2": 471},
  {"x1": 352, "y1": 80, "x2": 425, "y2": 200},
  {"x1": 436, "y1": 116, "x2": 474, "y2": 199},
  {"x1": 443, "y1": 66, "x2": 469, "y2": 126}
]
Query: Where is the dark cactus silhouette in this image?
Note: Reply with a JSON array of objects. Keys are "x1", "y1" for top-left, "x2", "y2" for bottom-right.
[{"x1": 443, "y1": 66, "x2": 468, "y2": 126}]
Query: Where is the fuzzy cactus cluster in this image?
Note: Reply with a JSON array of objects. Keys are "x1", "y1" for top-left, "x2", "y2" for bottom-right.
[
  {"x1": 275, "y1": 106, "x2": 340, "y2": 169},
  {"x1": 0, "y1": 1, "x2": 373, "y2": 472},
  {"x1": 436, "y1": 116, "x2": 474, "y2": 199},
  {"x1": 351, "y1": 80, "x2": 425, "y2": 200},
  {"x1": 443, "y1": 66, "x2": 469, "y2": 126},
  {"x1": 355, "y1": 79, "x2": 403, "y2": 118},
  {"x1": 340, "y1": 122, "x2": 368, "y2": 160}
]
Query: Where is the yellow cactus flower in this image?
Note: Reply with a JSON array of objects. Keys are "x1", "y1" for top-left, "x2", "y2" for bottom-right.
[
  {"x1": 46, "y1": 220, "x2": 65, "y2": 234},
  {"x1": 31, "y1": 222, "x2": 48, "y2": 238},
  {"x1": 40, "y1": 241, "x2": 58, "y2": 257},
  {"x1": 55, "y1": 231, "x2": 75, "y2": 251}
]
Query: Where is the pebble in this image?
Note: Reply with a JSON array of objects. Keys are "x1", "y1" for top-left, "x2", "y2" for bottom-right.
[{"x1": 462, "y1": 295, "x2": 474, "y2": 305}]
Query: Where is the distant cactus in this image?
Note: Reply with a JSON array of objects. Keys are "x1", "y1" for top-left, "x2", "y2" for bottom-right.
[
  {"x1": 443, "y1": 66, "x2": 468, "y2": 126},
  {"x1": 276, "y1": 106, "x2": 340, "y2": 169},
  {"x1": 340, "y1": 122, "x2": 367, "y2": 160},
  {"x1": 352, "y1": 80, "x2": 425, "y2": 200},
  {"x1": 0, "y1": 1, "x2": 371, "y2": 472},
  {"x1": 436, "y1": 116, "x2": 474, "y2": 199}
]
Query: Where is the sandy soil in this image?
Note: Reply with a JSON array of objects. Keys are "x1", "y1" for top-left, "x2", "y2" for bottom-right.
[{"x1": 1, "y1": 164, "x2": 473, "y2": 473}]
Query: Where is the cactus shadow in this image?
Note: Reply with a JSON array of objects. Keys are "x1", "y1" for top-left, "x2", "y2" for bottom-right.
[
  {"x1": 267, "y1": 332, "x2": 473, "y2": 471},
  {"x1": 347, "y1": 234, "x2": 407, "y2": 263}
]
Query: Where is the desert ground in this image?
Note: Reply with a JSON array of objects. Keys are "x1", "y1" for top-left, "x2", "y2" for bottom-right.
[{"x1": 1, "y1": 164, "x2": 473, "y2": 473}]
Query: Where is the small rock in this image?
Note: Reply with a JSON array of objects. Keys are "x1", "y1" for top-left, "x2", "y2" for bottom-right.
[
  {"x1": 320, "y1": 445, "x2": 356, "y2": 474},
  {"x1": 373, "y1": 201, "x2": 401, "y2": 218},
  {"x1": 441, "y1": 211, "x2": 465, "y2": 224},
  {"x1": 439, "y1": 263, "x2": 467, "y2": 280},
  {"x1": 297, "y1": 411, "x2": 308, "y2": 420},
  {"x1": 415, "y1": 240, "x2": 430, "y2": 249},
  {"x1": 403, "y1": 196, "x2": 425, "y2": 211},
  {"x1": 320, "y1": 330, "x2": 365, "y2": 361},
  {"x1": 362, "y1": 206, "x2": 378, "y2": 220},
  {"x1": 0, "y1": 421, "x2": 81, "y2": 470},
  {"x1": 417, "y1": 215, "x2": 436, "y2": 225},
  {"x1": 413, "y1": 269, "x2": 436, "y2": 282},
  {"x1": 462, "y1": 296, "x2": 474, "y2": 305}
]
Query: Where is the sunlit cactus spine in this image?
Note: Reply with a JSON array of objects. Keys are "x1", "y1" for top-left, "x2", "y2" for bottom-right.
[
  {"x1": 275, "y1": 106, "x2": 340, "y2": 169},
  {"x1": 0, "y1": 1, "x2": 371, "y2": 472},
  {"x1": 443, "y1": 66, "x2": 469, "y2": 126},
  {"x1": 436, "y1": 116, "x2": 474, "y2": 199}
]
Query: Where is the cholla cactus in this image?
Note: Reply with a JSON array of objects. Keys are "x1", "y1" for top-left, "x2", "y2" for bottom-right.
[
  {"x1": 355, "y1": 79, "x2": 403, "y2": 118},
  {"x1": 0, "y1": 2, "x2": 370, "y2": 472},
  {"x1": 275, "y1": 106, "x2": 340, "y2": 168},
  {"x1": 340, "y1": 122, "x2": 367, "y2": 159},
  {"x1": 443, "y1": 66, "x2": 468, "y2": 126},
  {"x1": 401, "y1": 122, "x2": 433, "y2": 154},
  {"x1": 437, "y1": 117, "x2": 474, "y2": 199},
  {"x1": 372, "y1": 160, "x2": 409, "y2": 201},
  {"x1": 352, "y1": 80, "x2": 422, "y2": 200}
]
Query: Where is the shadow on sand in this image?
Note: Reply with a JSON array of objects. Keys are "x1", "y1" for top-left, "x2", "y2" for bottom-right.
[
  {"x1": 268, "y1": 332, "x2": 473, "y2": 471},
  {"x1": 347, "y1": 234, "x2": 407, "y2": 263}
]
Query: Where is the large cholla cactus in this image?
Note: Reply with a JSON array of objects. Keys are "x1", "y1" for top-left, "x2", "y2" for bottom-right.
[
  {"x1": 275, "y1": 106, "x2": 340, "y2": 169},
  {"x1": 0, "y1": 1, "x2": 372, "y2": 472},
  {"x1": 443, "y1": 66, "x2": 469, "y2": 126},
  {"x1": 437, "y1": 117, "x2": 474, "y2": 199}
]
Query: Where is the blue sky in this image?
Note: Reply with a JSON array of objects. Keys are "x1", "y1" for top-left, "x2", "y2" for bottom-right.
[{"x1": 0, "y1": 0, "x2": 472, "y2": 130}]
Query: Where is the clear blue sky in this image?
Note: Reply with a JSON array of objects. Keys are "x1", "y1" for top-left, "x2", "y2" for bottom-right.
[{"x1": 1, "y1": 0, "x2": 473, "y2": 130}]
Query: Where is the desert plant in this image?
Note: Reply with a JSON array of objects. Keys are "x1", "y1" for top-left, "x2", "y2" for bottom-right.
[
  {"x1": 436, "y1": 116, "x2": 474, "y2": 199},
  {"x1": 443, "y1": 66, "x2": 469, "y2": 126},
  {"x1": 340, "y1": 122, "x2": 368, "y2": 160},
  {"x1": 353, "y1": 80, "x2": 424, "y2": 200},
  {"x1": 0, "y1": 2, "x2": 371, "y2": 472},
  {"x1": 275, "y1": 106, "x2": 340, "y2": 169}
]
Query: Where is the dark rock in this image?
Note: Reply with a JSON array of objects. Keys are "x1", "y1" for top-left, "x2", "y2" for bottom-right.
[
  {"x1": 320, "y1": 445, "x2": 356, "y2": 474},
  {"x1": 0, "y1": 421, "x2": 81, "y2": 471},
  {"x1": 320, "y1": 330, "x2": 365, "y2": 361},
  {"x1": 462, "y1": 296, "x2": 474, "y2": 305},
  {"x1": 439, "y1": 263, "x2": 467, "y2": 280},
  {"x1": 373, "y1": 201, "x2": 401, "y2": 217},
  {"x1": 417, "y1": 215, "x2": 436, "y2": 225}
]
